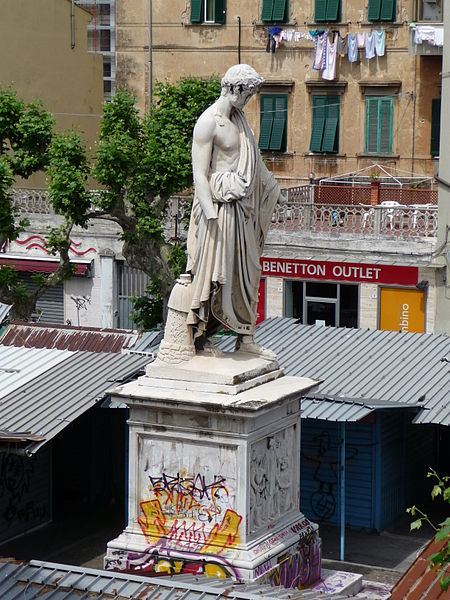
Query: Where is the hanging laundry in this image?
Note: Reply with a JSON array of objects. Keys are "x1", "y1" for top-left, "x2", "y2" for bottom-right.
[
  {"x1": 294, "y1": 31, "x2": 301, "y2": 42},
  {"x1": 434, "y1": 27, "x2": 444, "y2": 46},
  {"x1": 374, "y1": 29, "x2": 385, "y2": 56},
  {"x1": 322, "y1": 34, "x2": 337, "y2": 81},
  {"x1": 357, "y1": 31, "x2": 366, "y2": 48},
  {"x1": 310, "y1": 30, "x2": 325, "y2": 37},
  {"x1": 266, "y1": 26, "x2": 283, "y2": 53},
  {"x1": 365, "y1": 31, "x2": 375, "y2": 59},
  {"x1": 337, "y1": 32, "x2": 348, "y2": 56},
  {"x1": 313, "y1": 33, "x2": 328, "y2": 71},
  {"x1": 414, "y1": 25, "x2": 436, "y2": 45},
  {"x1": 348, "y1": 34, "x2": 358, "y2": 63},
  {"x1": 284, "y1": 30, "x2": 293, "y2": 42}
]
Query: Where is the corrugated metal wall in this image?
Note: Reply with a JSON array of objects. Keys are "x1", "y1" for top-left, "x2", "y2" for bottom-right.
[
  {"x1": 117, "y1": 264, "x2": 149, "y2": 329},
  {"x1": 300, "y1": 419, "x2": 375, "y2": 529},
  {"x1": 0, "y1": 445, "x2": 51, "y2": 543},
  {"x1": 19, "y1": 273, "x2": 64, "y2": 324}
]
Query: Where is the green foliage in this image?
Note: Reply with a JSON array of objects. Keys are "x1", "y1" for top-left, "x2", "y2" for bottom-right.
[
  {"x1": 130, "y1": 277, "x2": 164, "y2": 330},
  {"x1": 407, "y1": 469, "x2": 450, "y2": 591},
  {"x1": 47, "y1": 131, "x2": 90, "y2": 226},
  {"x1": 0, "y1": 86, "x2": 54, "y2": 178},
  {"x1": 142, "y1": 77, "x2": 221, "y2": 200}
]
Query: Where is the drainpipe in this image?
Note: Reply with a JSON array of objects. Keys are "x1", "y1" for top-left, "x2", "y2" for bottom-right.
[
  {"x1": 71, "y1": 0, "x2": 75, "y2": 49},
  {"x1": 339, "y1": 422, "x2": 346, "y2": 561},
  {"x1": 148, "y1": 0, "x2": 153, "y2": 111},
  {"x1": 237, "y1": 16, "x2": 241, "y2": 63},
  {"x1": 411, "y1": 55, "x2": 418, "y2": 176}
]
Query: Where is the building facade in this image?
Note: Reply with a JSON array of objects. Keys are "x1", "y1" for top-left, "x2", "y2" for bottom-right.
[{"x1": 116, "y1": 0, "x2": 443, "y2": 183}]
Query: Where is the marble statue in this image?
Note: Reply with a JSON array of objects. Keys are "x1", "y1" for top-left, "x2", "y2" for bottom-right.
[{"x1": 157, "y1": 64, "x2": 283, "y2": 364}]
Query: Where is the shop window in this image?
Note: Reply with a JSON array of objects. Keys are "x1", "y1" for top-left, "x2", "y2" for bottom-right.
[
  {"x1": 365, "y1": 97, "x2": 393, "y2": 155},
  {"x1": 309, "y1": 96, "x2": 339, "y2": 153},
  {"x1": 315, "y1": 0, "x2": 341, "y2": 23},
  {"x1": 416, "y1": 0, "x2": 443, "y2": 21},
  {"x1": 368, "y1": 0, "x2": 396, "y2": 22},
  {"x1": 284, "y1": 281, "x2": 358, "y2": 328},
  {"x1": 190, "y1": 0, "x2": 226, "y2": 24},
  {"x1": 259, "y1": 94, "x2": 288, "y2": 152},
  {"x1": 262, "y1": 0, "x2": 289, "y2": 22},
  {"x1": 430, "y1": 98, "x2": 441, "y2": 157}
]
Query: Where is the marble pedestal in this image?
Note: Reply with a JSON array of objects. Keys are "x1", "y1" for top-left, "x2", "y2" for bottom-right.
[{"x1": 105, "y1": 352, "x2": 322, "y2": 588}]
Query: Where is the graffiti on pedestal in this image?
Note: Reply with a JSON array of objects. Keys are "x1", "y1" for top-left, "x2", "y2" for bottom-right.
[
  {"x1": 250, "y1": 426, "x2": 296, "y2": 533},
  {"x1": 254, "y1": 534, "x2": 322, "y2": 589}
]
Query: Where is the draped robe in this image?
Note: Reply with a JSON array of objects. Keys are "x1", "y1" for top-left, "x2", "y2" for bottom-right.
[{"x1": 186, "y1": 108, "x2": 280, "y2": 338}]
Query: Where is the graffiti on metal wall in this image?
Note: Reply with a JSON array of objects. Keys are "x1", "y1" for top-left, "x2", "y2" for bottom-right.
[
  {"x1": 0, "y1": 453, "x2": 49, "y2": 528},
  {"x1": 302, "y1": 431, "x2": 357, "y2": 520},
  {"x1": 254, "y1": 534, "x2": 322, "y2": 589}
]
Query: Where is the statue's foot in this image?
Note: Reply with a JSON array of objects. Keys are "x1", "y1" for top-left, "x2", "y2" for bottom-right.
[
  {"x1": 198, "y1": 340, "x2": 225, "y2": 358},
  {"x1": 235, "y1": 340, "x2": 277, "y2": 362}
]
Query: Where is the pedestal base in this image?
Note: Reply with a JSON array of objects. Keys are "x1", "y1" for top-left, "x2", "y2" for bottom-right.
[
  {"x1": 104, "y1": 352, "x2": 321, "y2": 589},
  {"x1": 105, "y1": 513, "x2": 322, "y2": 588}
]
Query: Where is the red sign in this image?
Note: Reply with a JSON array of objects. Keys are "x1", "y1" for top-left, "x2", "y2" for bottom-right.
[
  {"x1": 261, "y1": 258, "x2": 418, "y2": 286},
  {"x1": 256, "y1": 278, "x2": 266, "y2": 324}
]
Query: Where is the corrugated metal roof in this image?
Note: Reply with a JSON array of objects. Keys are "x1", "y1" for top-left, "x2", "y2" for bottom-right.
[
  {"x1": 217, "y1": 319, "x2": 450, "y2": 425},
  {"x1": 129, "y1": 329, "x2": 164, "y2": 354},
  {"x1": 0, "y1": 302, "x2": 12, "y2": 325},
  {"x1": 0, "y1": 321, "x2": 138, "y2": 353},
  {"x1": 0, "y1": 558, "x2": 353, "y2": 599},
  {"x1": 0, "y1": 345, "x2": 72, "y2": 399},
  {"x1": 0, "y1": 347, "x2": 150, "y2": 454}
]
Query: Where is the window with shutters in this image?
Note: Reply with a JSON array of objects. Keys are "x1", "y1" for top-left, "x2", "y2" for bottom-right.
[
  {"x1": 365, "y1": 97, "x2": 393, "y2": 155},
  {"x1": 368, "y1": 0, "x2": 396, "y2": 22},
  {"x1": 261, "y1": 0, "x2": 289, "y2": 23},
  {"x1": 190, "y1": 0, "x2": 226, "y2": 24},
  {"x1": 315, "y1": 0, "x2": 341, "y2": 23},
  {"x1": 309, "y1": 96, "x2": 340, "y2": 153},
  {"x1": 259, "y1": 95, "x2": 288, "y2": 152},
  {"x1": 430, "y1": 98, "x2": 441, "y2": 156}
]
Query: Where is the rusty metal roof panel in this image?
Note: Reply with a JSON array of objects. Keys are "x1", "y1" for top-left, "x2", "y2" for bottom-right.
[
  {"x1": 217, "y1": 318, "x2": 450, "y2": 425},
  {"x1": 0, "y1": 348, "x2": 150, "y2": 454},
  {"x1": 390, "y1": 537, "x2": 449, "y2": 599},
  {"x1": 0, "y1": 322, "x2": 138, "y2": 353}
]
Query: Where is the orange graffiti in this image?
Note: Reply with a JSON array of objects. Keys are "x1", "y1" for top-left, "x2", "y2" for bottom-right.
[{"x1": 137, "y1": 499, "x2": 241, "y2": 554}]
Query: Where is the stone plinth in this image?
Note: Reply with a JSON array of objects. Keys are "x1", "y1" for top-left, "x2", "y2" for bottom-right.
[{"x1": 105, "y1": 352, "x2": 322, "y2": 588}]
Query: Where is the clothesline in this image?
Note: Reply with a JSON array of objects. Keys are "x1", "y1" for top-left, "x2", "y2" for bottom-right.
[{"x1": 267, "y1": 28, "x2": 387, "y2": 81}]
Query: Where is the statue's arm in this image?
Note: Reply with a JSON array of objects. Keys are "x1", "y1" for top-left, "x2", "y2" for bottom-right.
[{"x1": 192, "y1": 115, "x2": 217, "y2": 221}]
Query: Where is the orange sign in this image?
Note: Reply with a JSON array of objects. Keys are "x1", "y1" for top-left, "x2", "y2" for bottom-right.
[{"x1": 379, "y1": 288, "x2": 425, "y2": 333}]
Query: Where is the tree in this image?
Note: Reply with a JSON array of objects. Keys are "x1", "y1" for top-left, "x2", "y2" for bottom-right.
[
  {"x1": 0, "y1": 77, "x2": 221, "y2": 323},
  {"x1": 407, "y1": 468, "x2": 450, "y2": 591}
]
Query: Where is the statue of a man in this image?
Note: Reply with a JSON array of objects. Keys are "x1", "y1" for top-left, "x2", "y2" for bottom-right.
[{"x1": 157, "y1": 65, "x2": 283, "y2": 364}]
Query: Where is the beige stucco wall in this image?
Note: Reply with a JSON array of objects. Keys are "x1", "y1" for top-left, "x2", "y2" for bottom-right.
[
  {"x1": 116, "y1": 0, "x2": 441, "y2": 181},
  {"x1": 0, "y1": 0, "x2": 103, "y2": 186}
]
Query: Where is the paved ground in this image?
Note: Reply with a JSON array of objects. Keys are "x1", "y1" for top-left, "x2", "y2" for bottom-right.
[{"x1": 0, "y1": 507, "x2": 435, "y2": 589}]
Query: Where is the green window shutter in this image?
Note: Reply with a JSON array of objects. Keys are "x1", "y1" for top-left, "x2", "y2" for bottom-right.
[
  {"x1": 259, "y1": 96, "x2": 274, "y2": 151},
  {"x1": 315, "y1": 0, "x2": 327, "y2": 22},
  {"x1": 366, "y1": 98, "x2": 380, "y2": 153},
  {"x1": 214, "y1": 0, "x2": 226, "y2": 24},
  {"x1": 262, "y1": 0, "x2": 275, "y2": 21},
  {"x1": 368, "y1": 0, "x2": 382, "y2": 21},
  {"x1": 380, "y1": 0, "x2": 395, "y2": 21},
  {"x1": 430, "y1": 98, "x2": 441, "y2": 156},
  {"x1": 310, "y1": 96, "x2": 326, "y2": 152},
  {"x1": 272, "y1": 0, "x2": 287, "y2": 21},
  {"x1": 326, "y1": 0, "x2": 340, "y2": 21},
  {"x1": 322, "y1": 96, "x2": 339, "y2": 152},
  {"x1": 190, "y1": 0, "x2": 203, "y2": 23},
  {"x1": 269, "y1": 96, "x2": 287, "y2": 151},
  {"x1": 378, "y1": 98, "x2": 393, "y2": 154}
]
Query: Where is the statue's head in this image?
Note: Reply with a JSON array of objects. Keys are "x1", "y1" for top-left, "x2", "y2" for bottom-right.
[{"x1": 221, "y1": 64, "x2": 264, "y2": 108}]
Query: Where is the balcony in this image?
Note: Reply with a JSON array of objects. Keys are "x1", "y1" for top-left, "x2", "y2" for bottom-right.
[
  {"x1": 274, "y1": 185, "x2": 438, "y2": 240},
  {"x1": 409, "y1": 24, "x2": 443, "y2": 56}
]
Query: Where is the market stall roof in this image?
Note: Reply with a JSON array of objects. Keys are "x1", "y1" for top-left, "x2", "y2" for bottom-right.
[
  {"x1": 0, "y1": 345, "x2": 151, "y2": 454},
  {"x1": 216, "y1": 318, "x2": 450, "y2": 425}
]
